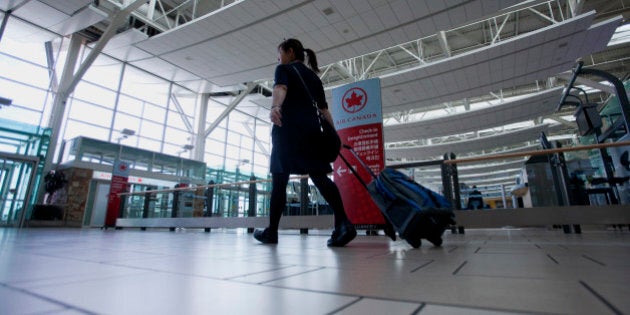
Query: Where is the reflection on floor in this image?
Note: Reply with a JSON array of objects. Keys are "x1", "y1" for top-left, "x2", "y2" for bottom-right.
[{"x1": 0, "y1": 227, "x2": 628, "y2": 314}]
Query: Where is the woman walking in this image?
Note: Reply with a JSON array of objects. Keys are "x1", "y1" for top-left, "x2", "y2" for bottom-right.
[{"x1": 254, "y1": 38, "x2": 356, "y2": 247}]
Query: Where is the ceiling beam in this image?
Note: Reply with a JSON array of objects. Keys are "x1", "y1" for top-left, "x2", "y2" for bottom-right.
[
  {"x1": 555, "y1": 72, "x2": 616, "y2": 94},
  {"x1": 204, "y1": 82, "x2": 256, "y2": 138},
  {"x1": 438, "y1": 30, "x2": 451, "y2": 57},
  {"x1": 170, "y1": 94, "x2": 194, "y2": 133}
]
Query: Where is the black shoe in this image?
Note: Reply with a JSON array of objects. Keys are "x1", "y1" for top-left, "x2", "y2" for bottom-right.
[
  {"x1": 327, "y1": 223, "x2": 357, "y2": 247},
  {"x1": 426, "y1": 236, "x2": 443, "y2": 247},
  {"x1": 253, "y1": 228, "x2": 278, "y2": 244}
]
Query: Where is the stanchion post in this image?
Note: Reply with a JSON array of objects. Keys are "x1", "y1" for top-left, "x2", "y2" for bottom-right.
[
  {"x1": 205, "y1": 180, "x2": 214, "y2": 217},
  {"x1": 141, "y1": 189, "x2": 152, "y2": 231},
  {"x1": 443, "y1": 152, "x2": 463, "y2": 234},
  {"x1": 204, "y1": 180, "x2": 215, "y2": 233},
  {"x1": 247, "y1": 176, "x2": 257, "y2": 233},
  {"x1": 299, "y1": 177, "x2": 309, "y2": 234}
]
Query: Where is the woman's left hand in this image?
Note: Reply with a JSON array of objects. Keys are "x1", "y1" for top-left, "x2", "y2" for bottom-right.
[{"x1": 270, "y1": 106, "x2": 282, "y2": 126}]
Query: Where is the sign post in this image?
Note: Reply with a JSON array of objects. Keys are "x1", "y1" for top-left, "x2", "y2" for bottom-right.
[{"x1": 331, "y1": 78, "x2": 385, "y2": 226}]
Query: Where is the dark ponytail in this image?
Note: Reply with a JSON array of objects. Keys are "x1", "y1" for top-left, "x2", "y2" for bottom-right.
[
  {"x1": 278, "y1": 38, "x2": 320, "y2": 73},
  {"x1": 304, "y1": 48, "x2": 319, "y2": 73}
]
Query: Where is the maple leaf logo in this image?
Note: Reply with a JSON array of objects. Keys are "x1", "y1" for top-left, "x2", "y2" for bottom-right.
[
  {"x1": 342, "y1": 87, "x2": 367, "y2": 113},
  {"x1": 345, "y1": 91, "x2": 363, "y2": 108}
]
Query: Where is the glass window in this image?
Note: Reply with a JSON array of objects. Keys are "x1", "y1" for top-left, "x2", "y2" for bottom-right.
[
  {"x1": 82, "y1": 52, "x2": 122, "y2": 91},
  {"x1": 253, "y1": 164, "x2": 268, "y2": 177},
  {"x1": 140, "y1": 120, "x2": 164, "y2": 141},
  {"x1": 162, "y1": 142, "x2": 181, "y2": 157},
  {"x1": 206, "y1": 137, "x2": 225, "y2": 155},
  {"x1": 228, "y1": 111, "x2": 250, "y2": 129},
  {"x1": 240, "y1": 136, "x2": 253, "y2": 151},
  {"x1": 113, "y1": 112, "x2": 141, "y2": 135},
  {"x1": 254, "y1": 151, "x2": 269, "y2": 166},
  {"x1": 0, "y1": 22, "x2": 278, "y2": 182},
  {"x1": 0, "y1": 56, "x2": 50, "y2": 88},
  {"x1": 166, "y1": 109, "x2": 189, "y2": 130},
  {"x1": 0, "y1": 78, "x2": 48, "y2": 111},
  {"x1": 225, "y1": 143, "x2": 243, "y2": 162},
  {"x1": 138, "y1": 136, "x2": 162, "y2": 153},
  {"x1": 120, "y1": 67, "x2": 169, "y2": 106},
  {"x1": 256, "y1": 124, "x2": 271, "y2": 138},
  {"x1": 204, "y1": 153, "x2": 224, "y2": 169},
  {"x1": 67, "y1": 99, "x2": 113, "y2": 128},
  {"x1": 117, "y1": 95, "x2": 144, "y2": 116},
  {"x1": 0, "y1": 105, "x2": 42, "y2": 125},
  {"x1": 0, "y1": 34, "x2": 49, "y2": 66},
  {"x1": 226, "y1": 130, "x2": 243, "y2": 145},
  {"x1": 144, "y1": 102, "x2": 166, "y2": 123},
  {"x1": 64, "y1": 119, "x2": 109, "y2": 140},
  {"x1": 205, "y1": 124, "x2": 225, "y2": 142},
  {"x1": 171, "y1": 91, "x2": 198, "y2": 117},
  {"x1": 164, "y1": 127, "x2": 191, "y2": 146},
  {"x1": 73, "y1": 82, "x2": 117, "y2": 109},
  {"x1": 207, "y1": 98, "x2": 228, "y2": 118}
]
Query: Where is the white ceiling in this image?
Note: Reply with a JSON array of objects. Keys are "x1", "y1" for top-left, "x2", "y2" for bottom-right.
[
  {"x1": 386, "y1": 123, "x2": 562, "y2": 160},
  {"x1": 378, "y1": 13, "x2": 622, "y2": 114},
  {"x1": 384, "y1": 87, "x2": 563, "y2": 142},
  {"x1": 10, "y1": 0, "x2": 106, "y2": 36},
  {"x1": 131, "y1": 0, "x2": 521, "y2": 88}
]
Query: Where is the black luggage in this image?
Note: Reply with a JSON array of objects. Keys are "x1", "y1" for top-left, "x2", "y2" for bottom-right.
[{"x1": 340, "y1": 145, "x2": 455, "y2": 248}]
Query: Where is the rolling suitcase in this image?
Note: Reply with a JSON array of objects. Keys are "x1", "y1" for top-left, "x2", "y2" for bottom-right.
[{"x1": 339, "y1": 145, "x2": 455, "y2": 248}]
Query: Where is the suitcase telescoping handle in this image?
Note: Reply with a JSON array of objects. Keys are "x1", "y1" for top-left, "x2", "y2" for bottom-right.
[{"x1": 338, "y1": 144, "x2": 378, "y2": 191}]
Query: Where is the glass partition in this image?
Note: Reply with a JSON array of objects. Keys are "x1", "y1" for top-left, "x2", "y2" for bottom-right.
[{"x1": 60, "y1": 136, "x2": 206, "y2": 180}]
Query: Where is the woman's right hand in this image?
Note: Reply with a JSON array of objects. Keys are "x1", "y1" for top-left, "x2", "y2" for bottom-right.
[{"x1": 270, "y1": 106, "x2": 282, "y2": 126}]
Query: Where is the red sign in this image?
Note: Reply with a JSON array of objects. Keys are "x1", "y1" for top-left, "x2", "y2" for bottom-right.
[
  {"x1": 105, "y1": 160, "x2": 130, "y2": 227},
  {"x1": 331, "y1": 78, "x2": 385, "y2": 226}
]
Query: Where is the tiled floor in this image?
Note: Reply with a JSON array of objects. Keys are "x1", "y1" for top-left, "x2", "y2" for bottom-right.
[{"x1": 0, "y1": 226, "x2": 628, "y2": 315}]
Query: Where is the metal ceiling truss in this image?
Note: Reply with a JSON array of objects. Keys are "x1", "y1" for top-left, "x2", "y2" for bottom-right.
[
  {"x1": 318, "y1": 0, "x2": 576, "y2": 88},
  {"x1": 102, "y1": 0, "x2": 238, "y2": 35}
]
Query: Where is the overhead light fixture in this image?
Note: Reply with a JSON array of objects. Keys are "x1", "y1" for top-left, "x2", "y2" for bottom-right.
[
  {"x1": 0, "y1": 96, "x2": 12, "y2": 108},
  {"x1": 177, "y1": 144, "x2": 194, "y2": 157},
  {"x1": 117, "y1": 128, "x2": 136, "y2": 143},
  {"x1": 322, "y1": 7, "x2": 334, "y2": 15}
]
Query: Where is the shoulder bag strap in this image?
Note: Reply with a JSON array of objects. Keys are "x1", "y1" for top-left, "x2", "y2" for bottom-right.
[{"x1": 291, "y1": 65, "x2": 319, "y2": 112}]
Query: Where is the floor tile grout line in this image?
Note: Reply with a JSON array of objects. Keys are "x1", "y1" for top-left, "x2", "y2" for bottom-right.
[
  {"x1": 447, "y1": 246, "x2": 458, "y2": 253},
  {"x1": 452, "y1": 260, "x2": 468, "y2": 275},
  {"x1": 579, "y1": 280, "x2": 624, "y2": 315},
  {"x1": 326, "y1": 296, "x2": 363, "y2": 315},
  {"x1": 2, "y1": 270, "x2": 156, "y2": 290},
  {"x1": 222, "y1": 265, "x2": 298, "y2": 281},
  {"x1": 365, "y1": 252, "x2": 393, "y2": 259},
  {"x1": 410, "y1": 303, "x2": 426, "y2": 315},
  {"x1": 581, "y1": 254, "x2": 606, "y2": 266},
  {"x1": 15, "y1": 250, "x2": 181, "y2": 265},
  {"x1": 262, "y1": 283, "x2": 429, "y2": 305},
  {"x1": 256, "y1": 266, "x2": 327, "y2": 285},
  {"x1": 1, "y1": 282, "x2": 98, "y2": 315},
  {"x1": 546, "y1": 254, "x2": 559, "y2": 264},
  {"x1": 101, "y1": 261, "x2": 274, "y2": 282},
  {"x1": 410, "y1": 260, "x2": 434, "y2": 273},
  {"x1": 419, "y1": 301, "x2": 544, "y2": 315}
]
